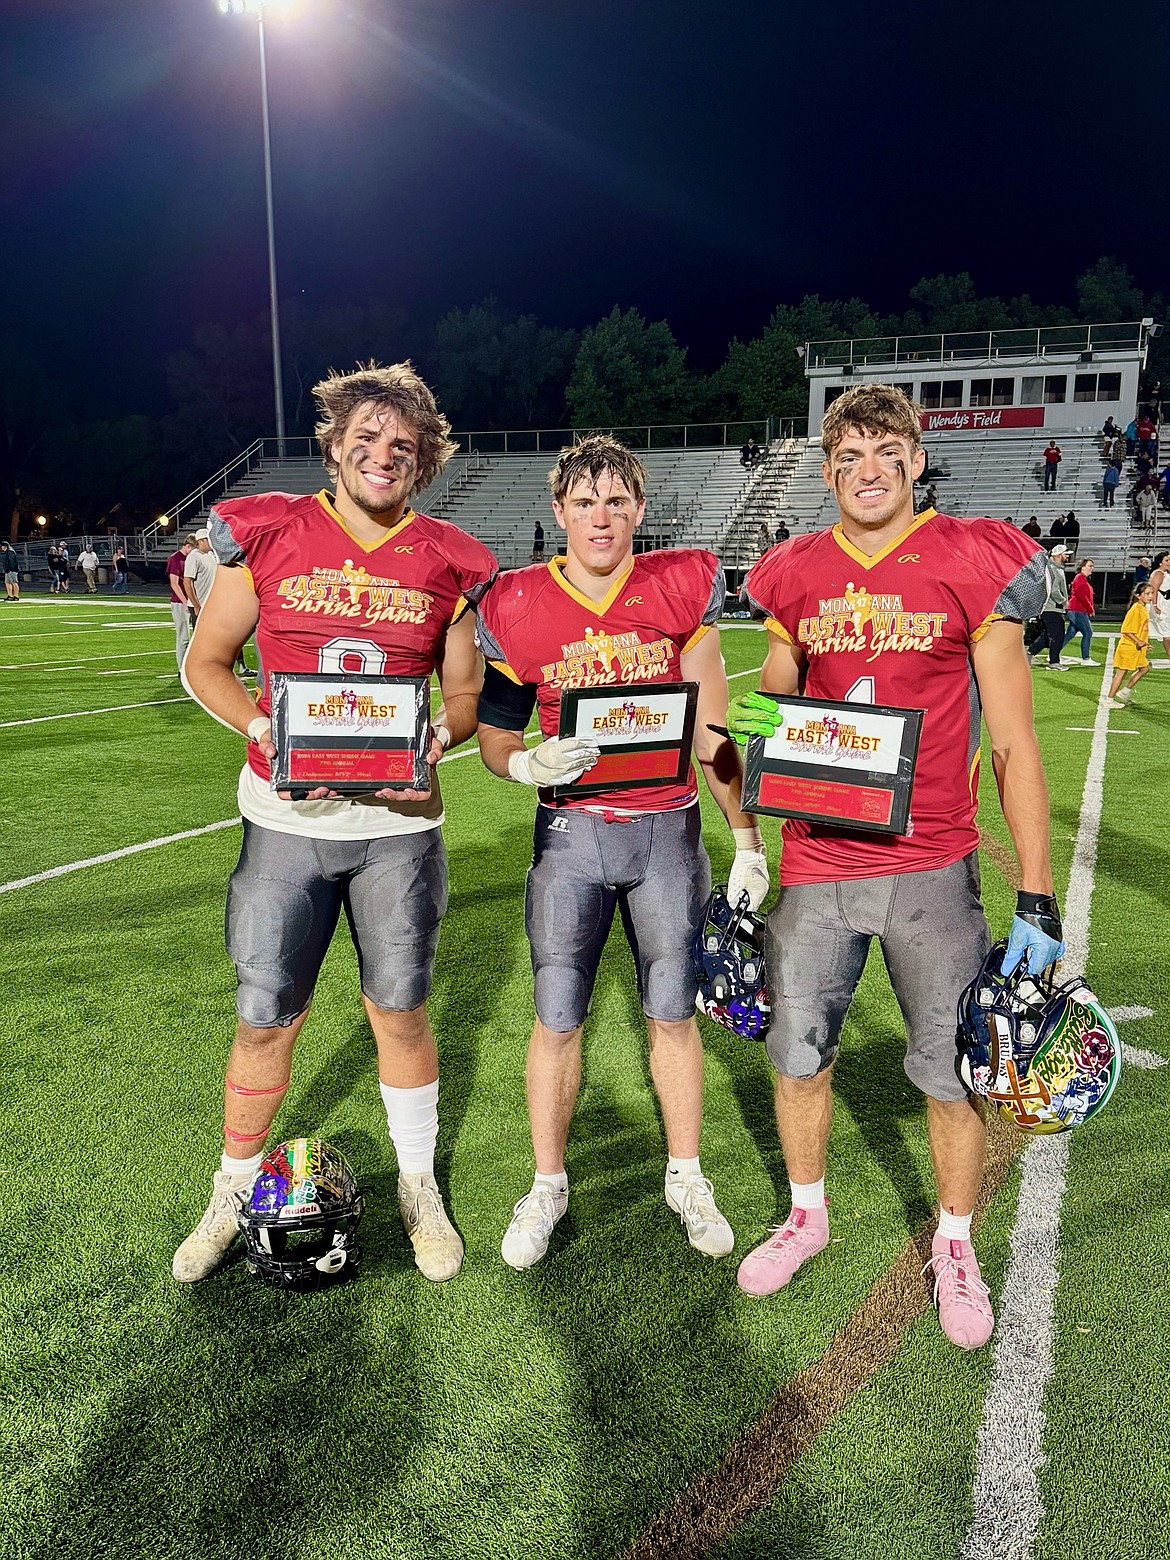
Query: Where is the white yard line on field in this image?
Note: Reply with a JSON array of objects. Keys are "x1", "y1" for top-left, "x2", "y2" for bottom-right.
[
  {"x1": 0, "y1": 626, "x2": 168, "y2": 639},
  {"x1": 0, "y1": 650, "x2": 174, "y2": 669},
  {"x1": 0, "y1": 741, "x2": 495, "y2": 896},
  {"x1": 962, "y1": 634, "x2": 1160, "y2": 1560},
  {"x1": 0, "y1": 698, "x2": 190, "y2": 728}
]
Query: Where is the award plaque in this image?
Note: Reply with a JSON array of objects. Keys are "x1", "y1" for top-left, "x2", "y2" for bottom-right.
[
  {"x1": 267, "y1": 672, "x2": 430, "y2": 796},
  {"x1": 741, "y1": 694, "x2": 923, "y2": 835},
  {"x1": 554, "y1": 681, "x2": 699, "y2": 797}
]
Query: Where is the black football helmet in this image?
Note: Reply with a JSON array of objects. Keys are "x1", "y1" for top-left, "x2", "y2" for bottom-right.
[
  {"x1": 239, "y1": 1138, "x2": 363, "y2": 1289},
  {"x1": 956, "y1": 942, "x2": 1121, "y2": 1133},
  {"x1": 692, "y1": 887, "x2": 770, "y2": 1039}
]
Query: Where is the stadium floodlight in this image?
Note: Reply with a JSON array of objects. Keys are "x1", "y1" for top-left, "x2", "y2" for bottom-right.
[
  {"x1": 35, "y1": 515, "x2": 47, "y2": 527},
  {"x1": 157, "y1": 515, "x2": 171, "y2": 529},
  {"x1": 217, "y1": 0, "x2": 303, "y2": 456}
]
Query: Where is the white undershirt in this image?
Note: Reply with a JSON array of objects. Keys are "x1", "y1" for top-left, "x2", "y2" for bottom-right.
[{"x1": 237, "y1": 763, "x2": 443, "y2": 840}]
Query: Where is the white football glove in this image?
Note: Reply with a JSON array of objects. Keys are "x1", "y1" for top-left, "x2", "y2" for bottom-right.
[
  {"x1": 727, "y1": 826, "x2": 769, "y2": 910},
  {"x1": 508, "y1": 737, "x2": 601, "y2": 787}
]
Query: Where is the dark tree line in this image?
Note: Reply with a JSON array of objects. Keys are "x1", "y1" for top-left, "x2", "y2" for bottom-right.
[{"x1": 4, "y1": 258, "x2": 1164, "y2": 538}]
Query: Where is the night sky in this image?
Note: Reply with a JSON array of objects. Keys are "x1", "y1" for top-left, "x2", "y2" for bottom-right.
[{"x1": 3, "y1": 0, "x2": 1169, "y2": 419}]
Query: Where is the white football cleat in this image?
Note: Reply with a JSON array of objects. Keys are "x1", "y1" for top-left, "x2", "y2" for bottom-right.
[
  {"x1": 398, "y1": 1173, "x2": 463, "y2": 1281},
  {"x1": 501, "y1": 1183, "x2": 568, "y2": 1270},
  {"x1": 172, "y1": 1169, "x2": 252, "y2": 1283},
  {"x1": 665, "y1": 1172, "x2": 735, "y2": 1257}
]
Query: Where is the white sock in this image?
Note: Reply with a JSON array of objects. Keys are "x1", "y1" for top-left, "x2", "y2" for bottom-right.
[
  {"x1": 937, "y1": 1208, "x2": 973, "y2": 1244},
  {"x1": 534, "y1": 1170, "x2": 568, "y2": 1197},
  {"x1": 790, "y1": 1177, "x2": 826, "y2": 1211},
  {"x1": 667, "y1": 1155, "x2": 702, "y2": 1180},
  {"x1": 380, "y1": 1079, "x2": 439, "y2": 1176},
  {"x1": 221, "y1": 1150, "x2": 264, "y2": 1179}
]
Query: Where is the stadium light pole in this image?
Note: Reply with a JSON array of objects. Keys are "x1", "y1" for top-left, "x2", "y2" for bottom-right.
[{"x1": 217, "y1": 0, "x2": 293, "y2": 457}]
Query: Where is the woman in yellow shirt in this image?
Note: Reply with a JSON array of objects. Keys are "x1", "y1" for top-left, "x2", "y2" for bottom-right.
[{"x1": 1106, "y1": 583, "x2": 1155, "y2": 708}]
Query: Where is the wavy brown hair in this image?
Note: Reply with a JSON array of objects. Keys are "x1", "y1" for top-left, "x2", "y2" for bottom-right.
[
  {"x1": 821, "y1": 382, "x2": 924, "y2": 456},
  {"x1": 314, "y1": 361, "x2": 457, "y2": 494}
]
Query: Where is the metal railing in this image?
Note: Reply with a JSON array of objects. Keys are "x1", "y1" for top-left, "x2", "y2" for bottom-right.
[
  {"x1": 446, "y1": 418, "x2": 806, "y2": 454},
  {"x1": 805, "y1": 322, "x2": 1153, "y2": 370}
]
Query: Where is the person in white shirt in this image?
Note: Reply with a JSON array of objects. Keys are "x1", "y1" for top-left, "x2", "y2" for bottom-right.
[{"x1": 77, "y1": 546, "x2": 99, "y2": 593}]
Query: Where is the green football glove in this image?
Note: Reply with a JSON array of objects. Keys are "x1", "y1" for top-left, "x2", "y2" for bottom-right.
[{"x1": 727, "y1": 690, "x2": 782, "y2": 746}]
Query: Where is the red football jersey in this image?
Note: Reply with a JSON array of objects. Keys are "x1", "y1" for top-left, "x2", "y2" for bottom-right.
[
  {"x1": 477, "y1": 549, "x2": 724, "y2": 812},
  {"x1": 743, "y1": 511, "x2": 1047, "y2": 885},
  {"x1": 209, "y1": 490, "x2": 497, "y2": 784}
]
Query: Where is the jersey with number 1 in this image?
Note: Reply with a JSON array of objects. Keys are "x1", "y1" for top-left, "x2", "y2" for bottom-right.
[
  {"x1": 743, "y1": 509, "x2": 1047, "y2": 885},
  {"x1": 209, "y1": 489, "x2": 497, "y2": 788}
]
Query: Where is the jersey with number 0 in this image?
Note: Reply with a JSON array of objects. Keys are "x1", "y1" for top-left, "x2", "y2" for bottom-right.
[
  {"x1": 743, "y1": 510, "x2": 1047, "y2": 885},
  {"x1": 208, "y1": 490, "x2": 496, "y2": 836},
  {"x1": 476, "y1": 549, "x2": 724, "y2": 813}
]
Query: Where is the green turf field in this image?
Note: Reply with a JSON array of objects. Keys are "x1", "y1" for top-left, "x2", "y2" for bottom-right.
[{"x1": 1, "y1": 592, "x2": 1166, "y2": 1560}]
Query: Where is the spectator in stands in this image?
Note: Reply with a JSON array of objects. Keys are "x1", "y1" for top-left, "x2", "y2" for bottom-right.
[
  {"x1": 1042, "y1": 439, "x2": 1062, "y2": 491},
  {"x1": 1022, "y1": 515, "x2": 1042, "y2": 539},
  {"x1": 1136, "y1": 413, "x2": 1156, "y2": 456},
  {"x1": 1160, "y1": 462, "x2": 1170, "y2": 508},
  {"x1": 1137, "y1": 483, "x2": 1157, "y2": 531},
  {"x1": 774, "y1": 520, "x2": 790, "y2": 544},
  {"x1": 1063, "y1": 510, "x2": 1080, "y2": 542},
  {"x1": 1102, "y1": 462, "x2": 1121, "y2": 506},
  {"x1": 1062, "y1": 559, "x2": 1095, "y2": 664},
  {"x1": 740, "y1": 438, "x2": 762, "y2": 470},
  {"x1": 1134, "y1": 556, "x2": 1152, "y2": 588},
  {"x1": 1125, "y1": 420, "x2": 1138, "y2": 458},
  {"x1": 1102, "y1": 416, "x2": 1120, "y2": 441},
  {"x1": 923, "y1": 482, "x2": 938, "y2": 511},
  {"x1": 756, "y1": 522, "x2": 771, "y2": 556},
  {"x1": 532, "y1": 518, "x2": 545, "y2": 563},
  {"x1": 1003, "y1": 516, "x2": 1016, "y2": 527},
  {"x1": 112, "y1": 547, "x2": 129, "y2": 594},
  {"x1": 1027, "y1": 544, "x2": 1072, "y2": 669},
  {"x1": 1050, "y1": 514, "x2": 1069, "y2": 539},
  {"x1": 1112, "y1": 432, "x2": 1127, "y2": 469},
  {"x1": 1135, "y1": 447, "x2": 1153, "y2": 482}
]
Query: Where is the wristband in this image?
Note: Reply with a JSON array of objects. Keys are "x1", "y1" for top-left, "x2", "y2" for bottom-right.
[
  {"x1": 246, "y1": 716, "x2": 271, "y2": 744},
  {"x1": 434, "y1": 724, "x2": 451, "y2": 753}
]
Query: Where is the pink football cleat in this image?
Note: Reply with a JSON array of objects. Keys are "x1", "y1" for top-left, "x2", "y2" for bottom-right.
[
  {"x1": 924, "y1": 1235, "x2": 995, "y2": 1350},
  {"x1": 736, "y1": 1204, "x2": 829, "y2": 1297}
]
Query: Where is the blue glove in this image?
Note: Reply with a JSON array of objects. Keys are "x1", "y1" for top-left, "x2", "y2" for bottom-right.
[{"x1": 1001, "y1": 893, "x2": 1065, "y2": 977}]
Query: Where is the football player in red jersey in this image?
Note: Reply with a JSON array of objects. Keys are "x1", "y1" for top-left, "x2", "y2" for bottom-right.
[
  {"x1": 728, "y1": 383, "x2": 1060, "y2": 1349},
  {"x1": 173, "y1": 363, "x2": 497, "y2": 1286},
  {"x1": 475, "y1": 436, "x2": 769, "y2": 1270}
]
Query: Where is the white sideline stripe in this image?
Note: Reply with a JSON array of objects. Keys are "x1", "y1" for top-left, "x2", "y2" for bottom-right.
[
  {"x1": 1111, "y1": 1004, "x2": 1154, "y2": 1022},
  {"x1": 963, "y1": 636, "x2": 1116, "y2": 1560},
  {"x1": 0, "y1": 740, "x2": 491, "y2": 896},
  {"x1": 0, "y1": 697, "x2": 190, "y2": 728},
  {"x1": 0, "y1": 819, "x2": 243, "y2": 895},
  {"x1": 1, "y1": 650, "x2": 174, "y2": 669},
  {"x1": 0, "y1": 626, "x2": 168, "y2": 639},
  {"x1": 1066, "y1": 726, "x2": 1138, "y2": 734}
]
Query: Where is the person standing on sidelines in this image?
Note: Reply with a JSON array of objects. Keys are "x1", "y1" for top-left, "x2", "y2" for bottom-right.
[
  {"x1": 166, "y1": 538, "x2": 195, "y2": 668},
  {"x1": 1026, "y1": 543, "x2": 1071, "y2": 668},
  {"x1": 1061, "y1": 557, "x2": 1096, "y2": 664},
  {"x1": 475, "y1": 435, "x2": 769, "y2": 1270},
  {"x1": 57, "y1": 541, "x2": 72, "y2": 592},
  {"x1": 1, "y1": 541, "x2": 19, "y2": 601},
  {"x1": 728, "y1": 383, "x2": 1056, "y2": 1350},
  {"x1": 186, "y1": 528, "x2": 251, "y2": 677},
  {"x1": 1148, "y1": 551, "x2": 1170, "y2": 662},
  {"x1": 112, "y1": 547, "x2": 129, "y2": 594},
  {"x1": 77, "y1": 544, "x2": 99, "y2": 593},
  {"x1": 1105, "y1": 583, "x2": 1155, "y2": 707},
  {"x1": 174, "y1": 362, "x2": 497, "y2": 1286}
]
